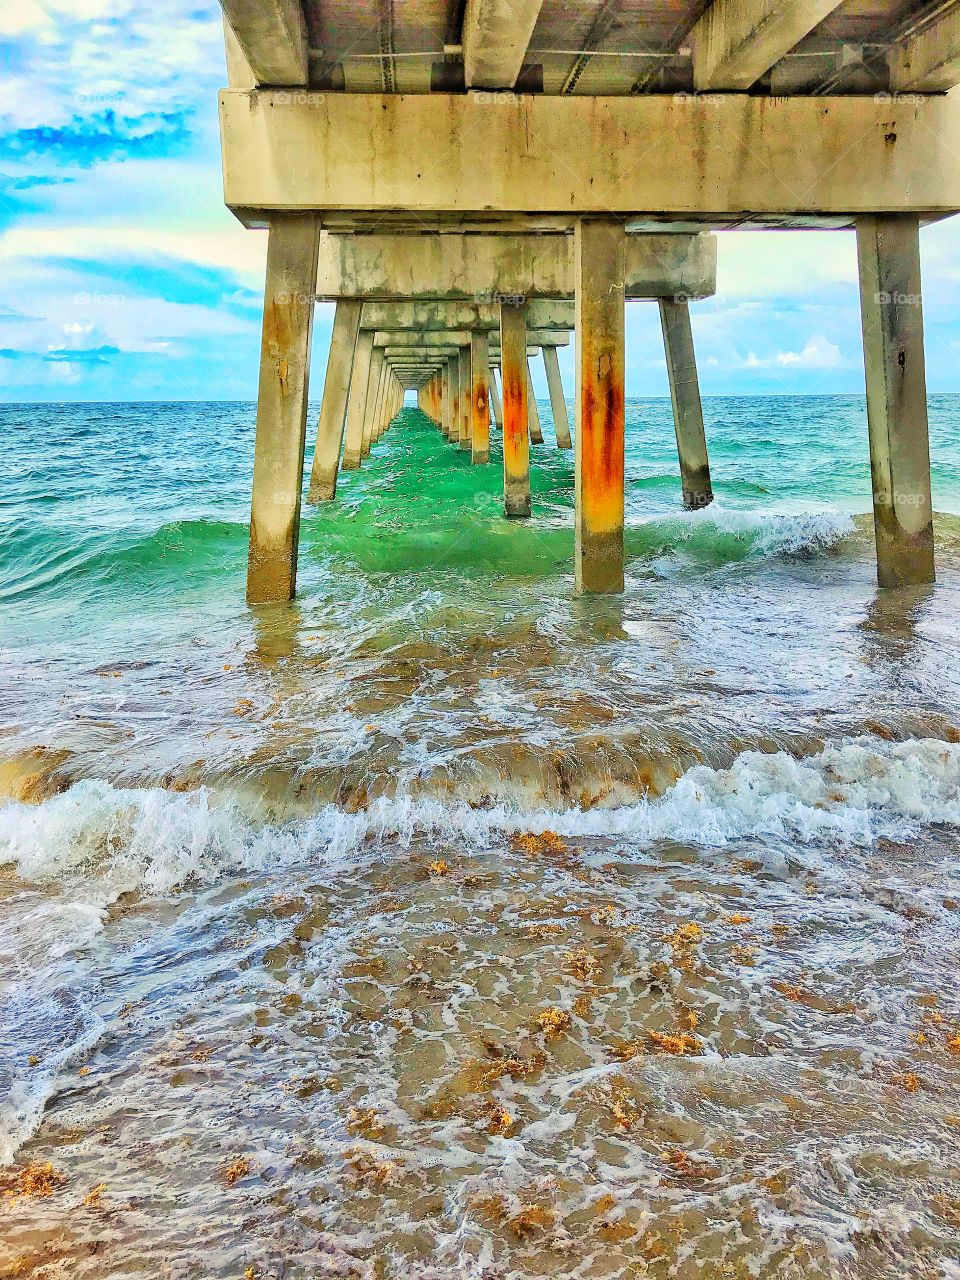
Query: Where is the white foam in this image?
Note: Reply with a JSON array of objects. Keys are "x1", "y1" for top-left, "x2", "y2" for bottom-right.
[{"x1": 639, "y1": 504, "x2": 857, "y2": 558}]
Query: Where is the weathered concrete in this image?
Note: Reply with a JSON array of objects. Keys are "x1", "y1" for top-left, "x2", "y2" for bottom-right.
[
  {"x1": 500, "y1": 304, "x2": 530, "y2": 518},
  {"x1": 462, "y1": 0, "x2": 544, "y2": 90},
  {"x1": 458, "y1": 347, "x2": 472, "y2": 450},
  {"x1": 360, "y1": 300, "x2": 576, "y2": 333},
  {"x1": 442, "y1": 364, "x2": 453, "y2": 438},
  {"x1": 542, "y1": 344, "x2": 572, "y2": 449},
  {"x1": 470, "y1": 331, "x2": 491, "y2": 465},
  {"x1": 373, "y1": 329, "x2": 570, "y2": 350},
  {"x1": 341, "y1": 330, "x2": 374, "y2": 470},
  {"x1": 361, "y1": 348, "x2": 384, "y2": 457},
  {"x1": 658, "y1": 299, "x2": 713, "y2": 510},
  {"x1": 220, "y1": 92, "x2": 960, "y2": 227},
  {"x1": 489, "y1": 365, "x2": 503, "y2": 429},
  {"x1": 246, "y1": 214, "x2": 319, "y2": 605},
  {"x1": 526, "y1": 358, "x2": 544, "y2": 445},
  {"x1": 575, "y1": 219, "x2": 625, "y2": 595},
  {"x1": 316, "y1": 231, "x2": 714, "y2": 299},
  {"x1": 856, "y1": 215, "x2": 935, "y2": 588},
  {"x1": 307, "y1": 298, "x2": 361, "y2": 503},
  {"x1": 219, "y1": 0, "x2": 306, "y2": 88},
  {"x1": 449, "y1": 354, "x2": 462, "y2": 445},
  {"x1": 690, "y1": 1, "x2": 842, "y2": 92},
  {"x1": 891, "y1": 11, "x2": 960, "y2": 92}
]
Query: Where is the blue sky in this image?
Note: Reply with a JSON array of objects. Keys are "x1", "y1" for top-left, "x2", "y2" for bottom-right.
[{"x1": 2, "y1": 0, "x2": 959, "y2": 402}]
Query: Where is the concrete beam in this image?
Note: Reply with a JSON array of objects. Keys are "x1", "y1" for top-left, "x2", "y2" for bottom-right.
[
  {"x1": 360, "y1": 300, "x2": 575, "y2": 331},
  {"x1": 314, "y1": 232, "x2": 716, "y2": 301},
  {"x1": 218, "y1": 0, "x2": 307, "y2": 87},
  {"x1": 890, "y1": 11, "x2": 960, "y2": 92},
  {"x1": 373, "y1": 329, "x2": 569, "y2": 348},
  {"x1": 220, "y1": 91, "x2": 960, "y2": 225},
  {"x1": 462, "y1": 0, "x2": 544, "y2": 90},
  {"x1": 691, "y1": 1, "x2": 843, "y2": 91}
]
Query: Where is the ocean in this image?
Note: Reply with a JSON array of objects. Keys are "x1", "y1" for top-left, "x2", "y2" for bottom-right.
[{"x1": 1, "y1": 395, "x2": 959, "y2": 1278}]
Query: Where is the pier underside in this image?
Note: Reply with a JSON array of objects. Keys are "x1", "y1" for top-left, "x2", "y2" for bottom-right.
[{"x1": 217, "y1": 0, "x2": 960, "y2": 603}]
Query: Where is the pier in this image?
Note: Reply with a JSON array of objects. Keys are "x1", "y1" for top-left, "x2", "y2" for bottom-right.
[{"x1": 217, "y1": 0, "x2": 960, "y2": 603}]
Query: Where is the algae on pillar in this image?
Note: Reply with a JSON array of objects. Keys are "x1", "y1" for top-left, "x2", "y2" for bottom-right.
[
  {"x1": 658, "y1": 299, "x2": 713, "y2": 510},
  {"x1": 575, "y1": 218, "x2": 625, "y2": 594},
  {"x1": 342, "y1": 330, "x2": 375, "y2": 470},
  {"x1": 856, "y1": 215, "x2": 935, "y2": 587},
  {"x1": 470, "y1": 330, "x2": 490, "y2": 464},
  {"x1": 308, "y1": 299, "x2": 362, "y2": 503},
  {"x1": 247, "y1": 214, "x2": 320, "y2": 605},
  {"x1": 500, "y1": 304, "x2": 531, "y2": 518}
]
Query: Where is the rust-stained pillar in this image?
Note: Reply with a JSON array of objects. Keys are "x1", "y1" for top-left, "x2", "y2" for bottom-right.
[
  {"x1": 448, "y1": 354, "x2": 461, "y2": 444},
  {"x1": 341, "y1": 330, "x2": 374, "y2": 470},
  {"x1": 500, "y1": 303, "x2": 530, "y2": 518},
  {"x1": 361, "y1": 348, "x2": 384, "y2": 456},
  {"x1": 542, "y1": 344, "x2": 572, "y2": 449},
  {"x1": 658, "y1": 299, "x2": 713, "y2": 510},
  {"x1": 470, "y1": 330, "x2": 490, "y2": 464},
  {"x1": 489, "y1": 364, "x2": 503, "y2": 429},
  {"x1": 442, "y1": 363, "x2": 453, "y2": 438},
  {"x1": 526, "y1": 357, "x2": 544, "y2": 444},
  {"x1": 857, "y1": 216, "x2": 935, "y2": 587},
  {"x1": 575, "y1": 217, "x2": 625, "y2": 594},
  {"x1": 458, "y1": 346, "x2": 472, "y2": 450},
  {"x1": 246, "y1": 214, "x2": 320, "y2": 604},
  {"x1": 307, "y1": 299, "x2": 361, "y2": 504}
]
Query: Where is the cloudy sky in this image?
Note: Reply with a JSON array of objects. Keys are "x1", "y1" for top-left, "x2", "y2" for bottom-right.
[{"x1": 2, "y1": 0, "x2": 959, "y2": 402}]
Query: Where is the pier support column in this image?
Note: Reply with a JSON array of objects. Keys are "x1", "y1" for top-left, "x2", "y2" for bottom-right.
[
  {"x1": 448, "y1": 354, "x2": 461, "y2": 444},
  {"x1": 500, "y1": 304, "x2": 530, "y2": 518},
  {"x1": 857, "y1": 216, "x2": 935, "y2": 587},
  {"x1": 542, "y1": 344, "x2": 572, "y2": 449},
  {"x1": 342, "y1": 330, "x2": 374, "y2": 470},
  {"x1": 470, "y1": 330, "x2": 490, "y2": 464},
  {"x1": 307, "y1": 299, "x2": 361, "y2": 503},
  {"x1": 361, "y1": 349, "x2": 384, "y2": 457},
  {"x1": 658, "y1": 299, "x2": 713, "y2": 510},
  {"x1": 247, "y1": 214, "x2": 320, "y2": 605},
  {"x1": 575, "y1": 218, "x2": 625, "y2": 594},
  {"x1": 458, "y1": 346, "x2": 472, "y2": 450},
  {"x1": 526, "y1": 357, "x2": 544, "y2": 444},
  {"x1": 442, "y1": 364, "x2": 453, "y2": 438},
  {"x1": 489, "y1": 366, "x2": 503, "y2": 429}
]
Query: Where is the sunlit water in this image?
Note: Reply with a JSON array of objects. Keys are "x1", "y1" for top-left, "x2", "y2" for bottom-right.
[{"x1": 1, "y1": 396, "x2": 960, "y2": 1279}]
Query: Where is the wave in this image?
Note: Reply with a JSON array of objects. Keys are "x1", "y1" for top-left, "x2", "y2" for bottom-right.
[
  {"x1": 2, "y1": 736, "x2": 958, "y2": 904},
  {"x1": 625, "y1": 506, "x2": 858, "y2": 564}
]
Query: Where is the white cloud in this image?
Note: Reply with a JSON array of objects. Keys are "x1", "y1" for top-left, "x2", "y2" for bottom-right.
[{"x1": 736, "y1": 335, "x2": 844, "y2": 371}]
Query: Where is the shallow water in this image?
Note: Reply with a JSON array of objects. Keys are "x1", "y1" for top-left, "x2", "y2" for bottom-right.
[{"x1": 1, "y1": 396, "x2": 960, "y2": 1278}]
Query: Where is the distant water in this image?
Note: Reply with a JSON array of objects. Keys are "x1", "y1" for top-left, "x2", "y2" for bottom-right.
[{"x1": 2, "y1": 396, "x2": 960, "y2": 1279}]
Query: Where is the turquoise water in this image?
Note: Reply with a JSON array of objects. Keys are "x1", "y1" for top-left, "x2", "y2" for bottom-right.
[{"x1": 2, "y1": 396, "x2": 960, "y2": 1278}]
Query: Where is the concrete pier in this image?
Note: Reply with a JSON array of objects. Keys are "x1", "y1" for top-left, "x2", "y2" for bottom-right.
[
  {"x1": 575, "y1": 219, "x2": 625, "y2": 595},
  {"x1": 307, "y1": 298, "x2": 361, "y2": 503},
  {"x1": 500, "y1": 303, "x2": 530, "y2": 519},
  {"x1": 458, "y1": 347, "x2": 472, "y2": 451},
  {"x1": 857, "y1": 215, "x2": 935, "y2": 588},
  {"x1": 489, "y1": 367, "x2": 503, "y2": 430},
  {"x1": 658, "y1": 299, "x2": 713, "y2": 510},
  {"x1": 247, "y1": 214, "x2": 319, "y2": 605},
  {"x1": 543, "y1": 345, "x2": 572, "y2": 450},
  {"x1": 470, "y1": 331, "x2": 490, "y2": 465},
  {"x1": 361, "y1": 348, "x2": 384, "y2": 457},
  {"x1": 448, "y1": 354, "x2": 461, "y2": 445}
]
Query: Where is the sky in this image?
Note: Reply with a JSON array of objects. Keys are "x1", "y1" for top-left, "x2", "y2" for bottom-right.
[{"x1": 2, "y1": 0, "x2": 959, "y2": 402}]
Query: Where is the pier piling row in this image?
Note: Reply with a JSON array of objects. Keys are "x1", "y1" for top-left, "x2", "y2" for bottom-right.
[{"x1": 220, "y1": 0, "x2": 960, "y2": 605}]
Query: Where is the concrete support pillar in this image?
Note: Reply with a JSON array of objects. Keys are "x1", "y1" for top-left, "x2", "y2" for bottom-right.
[
  {"x1": 489, "y1": 366, "x2": 503, "y2": 429},
  {"x1": 342, "y1": 330, "x2": 374, "y2": 470},
  {"x1": 307, "y1": 299, "x2": 362, "y2": 503},
  {"x1": 500, "y1": 304, "x2": 531, "y2": 518},
  {"x1": 575, "y1": 218, "x2": 625, "y2": 594},
  {"x1": 458, "y1": 346, "x2": 472, "y2": 450},
  {"x1": 857, "y1": 216, "x2": 935, "y2": 587},
  {"x1": 361, "y1": 349, "x2": 384, "y2": 457},
  {"x1": 442, "y1": 364, "x2": 453, "y2": 438},
  {"x1": 453, "y1": 358, "x2": 461, "y2": 440},
  {"x1": 542, "y1": 344, "x2": 572, "y2": 449},
  {"x1": 470, "y1": 330, "x2": 491, "y2": 464},
  {"x1": 526, "y1": 358, "x2": 544, "y2": 444},
  {"x1": 658, "y1": 299, "x2": 713, "y2": 510},
  {"x1": 246, "y1": 214, "x2": 320, "y2": 604}
]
